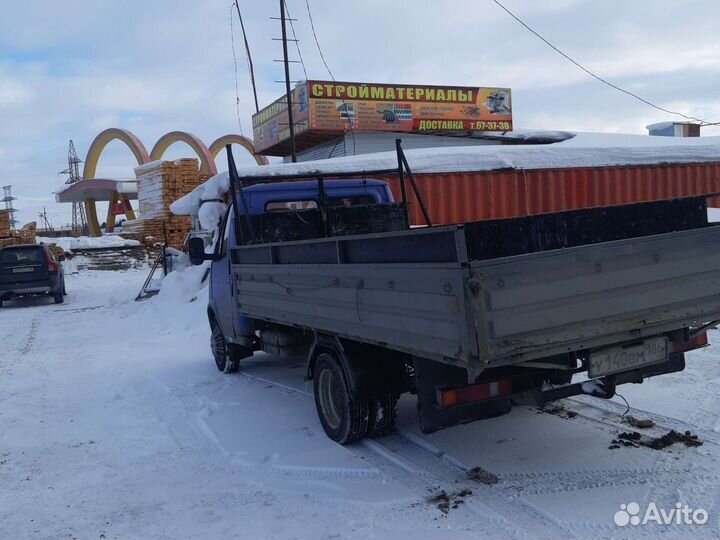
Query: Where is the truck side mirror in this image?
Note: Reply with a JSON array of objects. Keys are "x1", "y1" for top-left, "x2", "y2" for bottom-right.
[{"x1": 188, "y1": 237, "x2": 207, "y2": 266}]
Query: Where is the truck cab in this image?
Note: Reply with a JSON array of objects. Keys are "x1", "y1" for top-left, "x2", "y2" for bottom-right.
[{"x1": 206, "y1": 178, "x2": 399, "y2": 373}]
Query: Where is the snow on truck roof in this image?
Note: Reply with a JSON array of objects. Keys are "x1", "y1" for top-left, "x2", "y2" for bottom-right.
[{"x1": 171, "y1": 131, "x2": 720, "y2": 216}]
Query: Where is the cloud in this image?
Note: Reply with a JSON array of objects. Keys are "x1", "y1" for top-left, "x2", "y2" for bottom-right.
[{"x1": 1, "y1": 0, "x2": 720, "y2": 225}]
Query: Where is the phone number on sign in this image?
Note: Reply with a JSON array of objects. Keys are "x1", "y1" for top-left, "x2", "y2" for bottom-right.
[{"x1": 470, "y1": 121, "x2": 511, "y2": 131}]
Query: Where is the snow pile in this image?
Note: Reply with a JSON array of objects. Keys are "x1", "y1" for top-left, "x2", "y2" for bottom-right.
[
  {"x1": 709, "y1": 208, "x2": 720, "y2": 222},
  {"x1": 37, "y1": 235, "x2": 141, "y2": 251},
  {"x1": 164, "y1": 247, "x2": 192, "y2": 273},
  {"x1": 157, "y1": 262, "x2": 209, "y2": 305},
  {"x1": 153, "y1": 274, "x2": 210, "y2": 331},
  {"x1": 172, "y1": 131, "x2": 720, "y2": 216},
  {"x1": 198, "y1": 201, "x2": 227, "y2": 232}
]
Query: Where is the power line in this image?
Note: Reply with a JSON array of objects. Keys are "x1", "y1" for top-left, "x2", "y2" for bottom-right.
[
  {"x1": 283, "y1": 3, "x2": 308, "y2": 80},
  {"x1": 231, "y1": 0, "x2": 260, "y2": 113},
  {"x1": 304, "y1": 0, "x2": 356, "y2": 155},
  {"x1": 490, "y1": 0, "x2": 715, "y2": 126},
  {"x1": 229, "y1": 3, "x2": 245, "y2": 135},
  {"x1": 304, "y1": 0, "x2": 335, "y2": 81}
]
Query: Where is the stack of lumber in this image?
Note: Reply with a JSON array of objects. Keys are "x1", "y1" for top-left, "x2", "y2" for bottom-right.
[
  {"x1": 0, "y1": 220, "x2": 37, "y2": 248},
  {"x1": 0, "y1": 210, "x2": 10, "y2": 238},
  {"x1": 18, "y1": 222, "x2": 36, "y2": 244},
  {"x1": 121, "y1": 159, "x2": 206, "y2": 249},
  {"x1": 45, "y1": 243, "x2": 67, "y2": 260}
]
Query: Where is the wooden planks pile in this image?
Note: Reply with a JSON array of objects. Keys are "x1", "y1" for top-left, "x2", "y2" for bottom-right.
[
  {"x1": 0, "y1": 210, "x2": 10, "y2": 238},
  {"x1": 121, "y1": 159, "x2": 207, "y2": 249},
  {"x1": 0, "y1": 219, "x2": 37, "y2": 248}
]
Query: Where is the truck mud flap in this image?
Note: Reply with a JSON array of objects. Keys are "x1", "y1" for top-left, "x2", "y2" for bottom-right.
[{"x1": 414, "y1": 358, "x2": 511, "y2": 434}]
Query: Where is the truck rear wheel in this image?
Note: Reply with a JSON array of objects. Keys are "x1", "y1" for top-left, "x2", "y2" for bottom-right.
[
  {"x1": 211, "y1": 320, "x2": 239, "y2": 373},
  {"x1": 313, "y1": 353, "x2": 369, "y2": 444}
]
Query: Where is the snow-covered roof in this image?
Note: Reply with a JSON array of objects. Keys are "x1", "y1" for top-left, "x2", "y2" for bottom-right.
[
  {"x1": 171, "y1": 131, "x2": 720, "y2": 216},
  {"x1": 55, "y1": 179, "x2": 138, "y2": 203},
  {"x1": 646, "y1": 121, "x2": 700, "y2": 130}
]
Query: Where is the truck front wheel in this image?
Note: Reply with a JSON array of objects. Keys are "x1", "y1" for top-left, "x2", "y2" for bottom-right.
[
  {"x1": 313, "y1": 353, "x2": 369, "y2": 444},
  {"x1": 211, "y1": 320, "x2": 239, "y2": 374}
]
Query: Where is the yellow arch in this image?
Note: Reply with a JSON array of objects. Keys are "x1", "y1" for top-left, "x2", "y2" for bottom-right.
[
  {"x1": 150, "y1": 131, "x2": 217, "y2": 177},
  {"x1": 209, "y1": 134, "x2": 268, "y2": 166},
  {"x1": 83, "y1": 128, "x2": 151, "y2": 236}
]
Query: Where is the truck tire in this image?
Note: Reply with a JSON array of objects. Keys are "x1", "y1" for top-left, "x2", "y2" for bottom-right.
[
  {"x1": 367, "y1": 393, "x2": 398, "y2": 438},
  {"x1": 54, "y1": 291, "x2": 64, "y2": 304},
  {"x1": 211, "y1": 320, "x2": 239, "y2": 373},
  {"x1": 313, "y1": 353, "x2": 369, "y2": 444}
]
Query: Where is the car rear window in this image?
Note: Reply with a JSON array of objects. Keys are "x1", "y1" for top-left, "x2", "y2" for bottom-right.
[{"x1": 0, "y1": 247, "x2": 45, "y2": 265}]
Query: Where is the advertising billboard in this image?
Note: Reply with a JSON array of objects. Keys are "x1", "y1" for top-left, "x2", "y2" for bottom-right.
[{"x1": 252, "y1": 80, "x2": 512, "y2": 155}]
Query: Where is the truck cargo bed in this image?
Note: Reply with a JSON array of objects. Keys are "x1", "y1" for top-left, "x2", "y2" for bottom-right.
[
  {"x1": 230, "y1": 198, "x2": 720, "y2": 370},
  {"x1": 472, "y1": 224, "x2": 720, "y2": 365}
]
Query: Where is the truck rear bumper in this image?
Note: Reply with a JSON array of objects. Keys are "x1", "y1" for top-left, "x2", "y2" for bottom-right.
[
  {"x1": 416, "y1": 353, "x2": 686, "y2": 433},
  {"x1": 524, "y1": 352, "x2": 685, "y2": 407}
]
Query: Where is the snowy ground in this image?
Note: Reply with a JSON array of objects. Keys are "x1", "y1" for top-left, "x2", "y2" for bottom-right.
[{"x1": 2, "y1": 267, "x2": 720, "y2": 539}]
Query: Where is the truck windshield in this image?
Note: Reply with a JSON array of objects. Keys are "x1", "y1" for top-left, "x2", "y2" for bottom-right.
[{"x1": 266, "y1": 195, "x2": 376, "y2": 212}]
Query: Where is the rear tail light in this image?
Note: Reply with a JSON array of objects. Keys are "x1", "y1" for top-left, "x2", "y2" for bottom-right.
[
  {"x1": 672, "y1": 332, "x2": 709, "y2": 353},
  {"x1": 45, "y1": 251, "x2": 58, "y2": 272},
  {"x1": 439, "y1": 378, "x2": 513, "y2": 408}
]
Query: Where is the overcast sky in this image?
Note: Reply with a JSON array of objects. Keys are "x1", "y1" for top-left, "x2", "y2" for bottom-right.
[{"x1": 2, "y1": 0, "x2": 720, "y2": 226}]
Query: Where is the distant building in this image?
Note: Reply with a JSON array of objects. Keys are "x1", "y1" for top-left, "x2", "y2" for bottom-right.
[{"x1": 646, "y1": 121, "x2": 701, "y2": 137}]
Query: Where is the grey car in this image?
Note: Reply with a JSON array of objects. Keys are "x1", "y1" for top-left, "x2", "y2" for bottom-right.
[{"x1": 0, "y1": 244, "x2": 66, "y2": 306}]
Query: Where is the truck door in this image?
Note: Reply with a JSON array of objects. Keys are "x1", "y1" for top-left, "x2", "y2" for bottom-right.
[
  {"x1": 210, "y1": 208, "x2": 238, "y2": 342},
  {"x1": 210, "y1": 206, "x2": 256, "y2": 347}
]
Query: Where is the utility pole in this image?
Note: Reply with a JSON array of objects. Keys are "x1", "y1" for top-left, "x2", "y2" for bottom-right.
[
  {"x1": 60, "y1": 140, "x2": 88, "y2": 236},
  {"x1": 38, "y1": 207, "x2": 53, "y2": 232},
  {"x1": 279, "y1": 0, "x2": 298, "y2": 162}
]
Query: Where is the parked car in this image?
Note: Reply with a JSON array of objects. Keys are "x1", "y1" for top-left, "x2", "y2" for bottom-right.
[{"x1": 0, "y1": 244, "x2": 66, "y2": 307}]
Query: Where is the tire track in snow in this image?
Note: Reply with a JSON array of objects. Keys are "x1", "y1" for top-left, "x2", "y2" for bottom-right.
[
  {"x1": 560, "y1": 394, "x2": 720, "y2": 533},
  {"x1": 565, "y1": 396, "x2": 720, "y2": 447},
  {"x1": 20, "y1": 319, "x2": 39, "y2": 356},
  {"x1": 0, "y1": 317, "x2": 39, "y2": 380},
  {"x1": 499, "y1": 467, "x2": 655, "y2": 496},
  {"x1": 238, "y1": 367, "x2": 720, "y2": 538},
  {"x1": 236, "y1": 371, "x2": 573, "y2": 540}
]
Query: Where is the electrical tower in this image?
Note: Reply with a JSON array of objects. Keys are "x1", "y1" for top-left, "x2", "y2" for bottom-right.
[
  {"x1": 60, "y1": 140, "x2": 87, "y2": 235},
  {"x1": 1, "y1": 185, "x2": 18, "y2": 228}
]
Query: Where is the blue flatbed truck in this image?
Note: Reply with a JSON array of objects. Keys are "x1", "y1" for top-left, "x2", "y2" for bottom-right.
[{"x1": 190, "y1": 144, "x2": 720, "y2": 444}]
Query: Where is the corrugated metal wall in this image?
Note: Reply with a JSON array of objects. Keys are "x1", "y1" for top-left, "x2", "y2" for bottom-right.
[{"x1": 381, "y1": 162, "x2": 720, "y2": 225}]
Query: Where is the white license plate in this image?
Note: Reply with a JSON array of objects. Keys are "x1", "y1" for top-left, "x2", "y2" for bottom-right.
[
  {"x1": 589, "y1": 337, "x2": 668, "y2": 378},
  {"x1": 12, "y1": 267, "x2": 34, "y2": 273}
]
